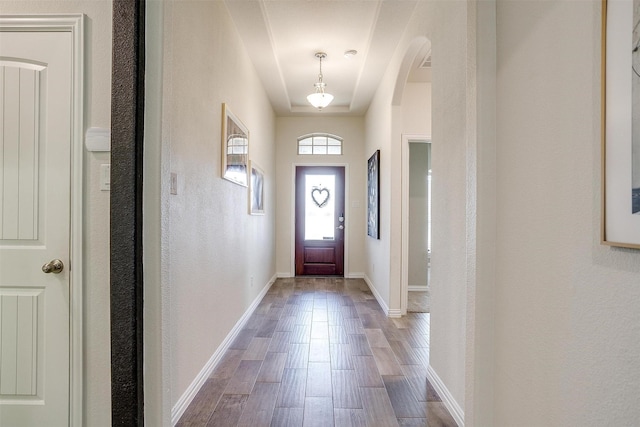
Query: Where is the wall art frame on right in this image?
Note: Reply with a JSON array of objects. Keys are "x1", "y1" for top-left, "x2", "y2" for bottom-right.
[
  {"x1": 367, "y1": 150, "x2": 380, "y2": 239},
  {"x1": 602, "y1": 0, "x2": 640, "y2": 249}
]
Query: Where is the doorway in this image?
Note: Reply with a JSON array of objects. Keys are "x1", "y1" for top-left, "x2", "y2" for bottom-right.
[
  {"x1": 0, "y1": 15, "x2": 84, "y2": 425},
  {"x1": 401, "y1": 136, "x2": 431, "y2": 314},
  {"x1": 295, "y1": 166, "x2": 345, "y2": 276}
]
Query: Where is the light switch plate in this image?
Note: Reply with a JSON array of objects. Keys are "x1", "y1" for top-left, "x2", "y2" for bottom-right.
[
  {"x1": 170, "y1": 172, "x2": 178, "y2": 195},
  {"x1": 100, "y1": 164, "x2": 111, "y2": 191}
]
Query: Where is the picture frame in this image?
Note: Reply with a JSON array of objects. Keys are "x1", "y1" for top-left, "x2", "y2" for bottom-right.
[
  {"x1": 367, "y1": 150, "x2": 380, "y2": 239},
  {"x1": 249, "y1": 161, "x2": 265, "y2": 215},
  {"x1": 601, "y1": 0, "x2": 640, "y2": 248},
  {"x1": 221, "y1": 103, "x2": 249, "y2": 187}
]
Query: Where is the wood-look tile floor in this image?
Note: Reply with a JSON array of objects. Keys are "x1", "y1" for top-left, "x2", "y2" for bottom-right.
[{"x1": 177, "y1": 278, "x2": 457, "y2": 427}]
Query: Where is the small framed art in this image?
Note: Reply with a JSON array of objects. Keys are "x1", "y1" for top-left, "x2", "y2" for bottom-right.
[
  {"x1": 221, "y1": 103, "x2": 249, "y2": 187},
  {"x1": 367, "y1": 150, "x2": 380, "y2": 239},
  {"x1": 249, "y1": 161, "x2": 265, "y2": 215}
]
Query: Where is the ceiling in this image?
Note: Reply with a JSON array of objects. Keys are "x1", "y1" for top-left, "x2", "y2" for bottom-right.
[{"x1": 224, "y1": 0, "x2": 431, "y2": 116}]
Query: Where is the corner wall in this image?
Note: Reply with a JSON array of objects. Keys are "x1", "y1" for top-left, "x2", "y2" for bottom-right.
[
  {"x1": 493, "y1": 1, "x2": 640, "y2": 424},
  {"x1": 365, "y1": 0, "x2": 470, "y2": 418},
  {"x1": 154, "y1": 0, "x2": 277, "y2": 414}
]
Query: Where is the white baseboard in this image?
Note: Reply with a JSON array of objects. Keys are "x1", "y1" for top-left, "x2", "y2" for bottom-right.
[
  {"x1": 387, "y1": 309, "x2": 402, "y2": 318},
  {"x1": 408, "y1": 285, "x2": 428, "y2": 291},
  {"x1": 346, "y1": 272, "x2": 364, "y2": 279},
  {"x1": 427, "y1": 364, "x2": 465, "y2": 427},
  {"x1": 171, "y1": 273, "x2": 277, "y2": 425},
  {"x1": 276, "y1": 272, "x2": 292, "y2": 278},
  {"x1": 363, "y1": 274, "x2": 390, "y2": 316}
]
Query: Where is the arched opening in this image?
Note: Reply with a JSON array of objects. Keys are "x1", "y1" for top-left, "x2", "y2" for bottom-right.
[{"x1": 390, "y1": 37, "x2": 433, "y2": 316}]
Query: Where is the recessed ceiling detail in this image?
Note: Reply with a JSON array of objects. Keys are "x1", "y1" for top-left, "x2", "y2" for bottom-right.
[{"x1": 224, "y1": 0, "x2": 420, "y2": 116}]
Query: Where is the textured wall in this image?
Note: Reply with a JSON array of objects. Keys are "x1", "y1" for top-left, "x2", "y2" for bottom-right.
[
  {"x1": 159, "y1": 0, "x2": 276, "y2": 409},
  {"x1": 494, "y1": 1, "x2": 640, "y2": 425},
  {"x1": 365, "y1": 0, "x2": 470, "y2": 410},
  {"x1": 274, "y1": 116, "x2": 365, "y2": 278}
]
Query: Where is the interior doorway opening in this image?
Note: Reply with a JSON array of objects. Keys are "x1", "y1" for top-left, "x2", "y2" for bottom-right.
[{"x1": 402, "y1": 137, "x2": 432, "y2": 313}]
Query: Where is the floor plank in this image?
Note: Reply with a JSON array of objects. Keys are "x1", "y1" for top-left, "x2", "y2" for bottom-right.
[
  {"x1": 224, "y1": 360, "x2": 262, "y2": 395},
  {"x1": 331, "y1": 370, "x2": 362, "y2": 409},
  {"x1": 371, "y1": 347, "x2": 404, "y2": 376},
  {"x1": 271, "y1": 407, "x2": 304, "y2": 427},
  {"x1": 359, "y1": 387, "x2": 400, "y2": 427},
  {"x1": 306, "y1": 362, "x2": 332, "y2": 397},
  {"x1": 206, "y1": 394, "x2": 248, "y2": 427},
  {"x1": 352, "y1": 355, "x2": 384, "y2": 388},
  {"x1": 236, "y1": 382, "x2": 280, "y2": 427},
  {"x1": 243, "y1": 337, "x2": 271, "y2": 361},
  {"x1": 302, "y1": 396, "x2": 334, "y2": 427},
  {"x1": 176, "y1": 377, "x2": 228, "y2": 425},
  {"x1": 257, "y1": 352, "x2": 287, "y2": 383},
  {"x1": 382, "y1": 375, "x2": 427, "y2": 418},
  {"x1": 333, "y1": 408, "x2": 367, "y2": 427},
  {"x1": 276, "y1": 369, "x2": 307, "y2": 408}
]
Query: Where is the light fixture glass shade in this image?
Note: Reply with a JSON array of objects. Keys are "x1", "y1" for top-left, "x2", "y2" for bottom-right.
[{"x1": 307, "y1": 92, "x2": 334, "y2": 109}]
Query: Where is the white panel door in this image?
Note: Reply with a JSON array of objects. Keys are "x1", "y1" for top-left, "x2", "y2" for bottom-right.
[{"x1": 0, "y1": 30, "x2": 72, "y2": 426}]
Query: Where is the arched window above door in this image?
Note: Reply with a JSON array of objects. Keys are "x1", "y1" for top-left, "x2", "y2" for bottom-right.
[{"x1": 297, "y1": 133, "x2": 343, "y2": 155}]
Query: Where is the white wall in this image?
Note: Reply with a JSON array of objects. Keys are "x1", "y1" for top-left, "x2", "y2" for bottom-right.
[
  {"x1": 402, "y1": 82, "x2": 432, "y2": 134},
  {"x1": 493, "y1": 1, "x2": 640, "y2": 425},
  {"x1": 153, "y1": 0, "x2": 277, "y2": 414},
  {"x1": 1, "y1": 2, "x2": 113, "y2": 425},
  {"x1": 275, "y1": 116, "x2": 365, "y2": 277},
  {"x1": 365, "y1": 0, "x2": 470, "y2": 416}
]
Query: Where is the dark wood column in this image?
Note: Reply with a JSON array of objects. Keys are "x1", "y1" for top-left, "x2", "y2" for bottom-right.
[{"x1": 111, "y1": 0, "x2": 145, "y2": 424}]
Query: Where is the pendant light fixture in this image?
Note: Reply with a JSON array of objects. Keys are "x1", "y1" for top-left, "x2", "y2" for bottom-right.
[{"x1": 307, "y1": 52, "x2": 334, "y2": 110}]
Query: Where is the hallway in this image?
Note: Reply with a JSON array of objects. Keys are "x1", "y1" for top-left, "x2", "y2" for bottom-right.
[{"x1": 177, "y1": 278, "x2": 456, "y2": 426}]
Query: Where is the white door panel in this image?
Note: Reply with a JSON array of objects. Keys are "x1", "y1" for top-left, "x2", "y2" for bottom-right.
[{"x1": 0, "y1": 29, "x2": 72, "y2": 426}]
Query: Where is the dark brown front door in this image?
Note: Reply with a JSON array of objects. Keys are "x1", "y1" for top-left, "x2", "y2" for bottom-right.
[{"x1": 295, "y1": 166, "x2": 345, "y2": 276}]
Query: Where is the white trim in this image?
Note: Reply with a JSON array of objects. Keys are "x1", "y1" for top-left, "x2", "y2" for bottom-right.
[
  {"x1": 387, "y1": 309, "x2": 402, "y2": 318},
  {"x1": 277, "y1": 272, "x2": 293, "y2": 278},
  {"x1": 1, "y1": 14, "x2": 85, "y2": 426},
  {"x1": 401, "y1": 134, "x2": 431, "y2": 316},
  {"x1": 291, "y1": 163, "x2": 350, "y2": 277},
  {"x1": 363, "y1": 274, "x2": 389, "y2": 316},
  {"x1": 408, "y1": 285, "x2": 428, "y2": 291},
  {"x1": 345, "y1": 272, "x2": 364, "y2": 279},
  {"x1": 427, "y1": 364, "x2": 465, "y2": 427},
  {"x1": 170, "y1": 274, "x2": 277, "y2": 425}
]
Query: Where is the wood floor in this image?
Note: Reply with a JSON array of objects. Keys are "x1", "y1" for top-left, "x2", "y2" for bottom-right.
[{"x1": 177, "y1": 277, "x2": 457, "y2": 427}]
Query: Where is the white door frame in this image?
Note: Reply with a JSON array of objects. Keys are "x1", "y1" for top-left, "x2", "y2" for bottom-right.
[
  {"x1": 0, "y1": 14, "x2": 84, "y2": 426},
  {"x1": 290, "y1": 163, "x2": 350, "y2": 277},
  {"x1": 401, "y1": 134, "x2": 430, "y2": 314}
]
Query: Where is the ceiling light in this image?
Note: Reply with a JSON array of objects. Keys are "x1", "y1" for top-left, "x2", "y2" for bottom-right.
[{"x1": 307, "y1": 52, "x2": 334, "y2": 110}]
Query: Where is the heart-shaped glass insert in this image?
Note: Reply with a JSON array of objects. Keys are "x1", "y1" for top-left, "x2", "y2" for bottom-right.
[{"x1": 311, "y1": 187, "x2": 330, "y2": 208}]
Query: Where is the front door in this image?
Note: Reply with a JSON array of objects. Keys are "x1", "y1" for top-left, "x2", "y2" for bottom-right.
[
  {"x1": 295, "y1": 166, "x2": 345, "y2": 276},
  {"x1": 0, "y1": 27, "x2": 73, "y2": 426}
]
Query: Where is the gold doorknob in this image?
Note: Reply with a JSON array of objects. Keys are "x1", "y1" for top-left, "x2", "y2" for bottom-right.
[{"x1": 42, "y1": 259, "x2": 64, "y2": 274}]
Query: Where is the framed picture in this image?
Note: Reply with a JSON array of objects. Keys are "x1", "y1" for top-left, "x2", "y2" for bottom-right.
[
  {"x1": 221, "y1": 103, "x2": 249, "y2": 187},
  {"x1": 602, "y1": 0, "x2": 640, "y2": 248},
  {"x1": 367, "y1": 150, "x2": 380, "y2": 239},
  {"x1": 249, "y1": 161, "x2": 265, "y2": 215}
]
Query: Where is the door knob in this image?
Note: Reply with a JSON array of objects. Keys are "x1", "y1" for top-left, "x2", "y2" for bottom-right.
[
  {"x1": 337, "y1": 225, "x2": 344, "y2": 230},
  {"x1": 42, "y1": 259, "x2": 64, "y2": 274}
]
